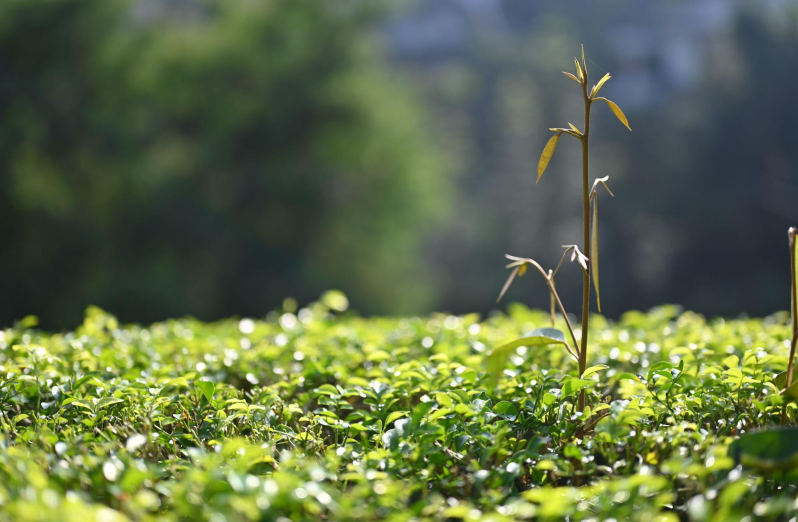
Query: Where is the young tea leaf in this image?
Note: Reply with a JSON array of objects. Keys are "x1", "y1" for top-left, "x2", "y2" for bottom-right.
[
  {"x1": 537, "y1": 133, "x2": 562, "y2": 183},
  {"x1": 582, "y1": 364, "x2": 609, "y2": 379},
  {"x1": 493, "y1": 401, "x2": 519, "y2": 421},
  {"x1": 595, "y1": 97, "x2": 631, "y2": 131},
  {"x1": 197, "y1": 380, "x2": 216, "y2": 404},
  {"x1": 590, "y1": 73, "x2": 611, "y2": 98},
  {"x1": 562, "y1": 378, "x2": 593, "y2": 398},
  {"x1": 486, "y1": 328, "x2": 568, "y2": 387}
]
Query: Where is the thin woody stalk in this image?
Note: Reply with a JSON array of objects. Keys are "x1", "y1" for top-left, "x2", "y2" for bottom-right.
[
  {"x1": 782, "y1": 228, "x2": 797, "y2": 425},
  {"x1": 578, "y1": 69, "x2": 592, "y2": 413}
]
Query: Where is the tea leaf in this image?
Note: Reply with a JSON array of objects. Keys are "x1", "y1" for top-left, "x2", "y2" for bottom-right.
[
  {"x1": 95, "y1": 397, "x2": 123, "y2": 410},
  {"x1": 537, "y1": 133, "x2": 562, "y2": 183},
  {"x1": 197, "y1": 381, "x2": 215, "y2": 404},
  {"x1": 595, "y1": 97, "x2": 631, "y2": 131},
  {"x1": 562, "y1": 378, "x2": 593, "y2": 398},
  {"x1": 582, "y1": 364, "x2": 609, "y2": 379},
  {"x1": 590, "y1": 73, "x2": 611, "y2": 98},
  {"x1": 729, "y1": 427, "x2": 798, "y2": 471},
  {"x1": 493, "y1": 401, "x2": 519, "y2": 421},
  {"x1": 486, "y1": 328, "x2": 568, "y2": 386}
]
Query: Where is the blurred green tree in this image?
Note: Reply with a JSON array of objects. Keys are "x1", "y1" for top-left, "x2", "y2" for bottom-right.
[{"x1": 0, "y1": 0, "x2": 449, "y2": 327}]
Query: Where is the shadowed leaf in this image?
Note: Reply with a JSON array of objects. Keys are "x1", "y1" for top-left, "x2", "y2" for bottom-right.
[{"x1": 729, "y1": 427, "x2": 798, "y2": 471}]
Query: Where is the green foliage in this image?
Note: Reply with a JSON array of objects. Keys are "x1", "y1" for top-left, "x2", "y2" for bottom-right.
[
  {"x1": 1, "y1": 300, "x2": 798, "y2": 520},
  {"x1": 0, "y1": 0, "x2": 449, "y2": 327}
]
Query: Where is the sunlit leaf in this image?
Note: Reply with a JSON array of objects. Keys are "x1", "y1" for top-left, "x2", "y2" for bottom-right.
[
  {"x1": 563, "y1": 71, "x2": 579, "y2": 84},
  {"x1": 590, "y1": 73, "x2": 611, "y2": 98},
  {"x1": 582, "y1": 364, "x2": 609, "y2": 379},
  {"x1": 95, "y1": 397, "x2": 123, "y2": 410},
  {"x1": 197, "y1": 381, "x2": 215, "y2": 404},
  {"x1": 385, "y1": 411, "x2": 407, "y2": 427},
  {"x1": 729, "y1": 427, "x2": 798, "y2": 471},
  {"x1": 567, "y1": 122, "x2": 581, "y2": 135},
  {"x1": 581, "y1": 44, "x2": 587, "y2": 77},
  {"x1": 537, "y1": 133, "x2": 561, "y2": 183},
  {"x1": 574, "y1": 58, "x2": 583, "y2": 82},
  {"x1": 562, "y1": 378, "x2": 593, "y2": 398},
  {"x1": 595, "y1": 97, "x2": 631, "y2": 131},
  {"x1": 486, "y1": 328, "x2": 568, "y2": 387},
  {"x1": 591, "y1": 195, "x2": 601, "y2": 312}
]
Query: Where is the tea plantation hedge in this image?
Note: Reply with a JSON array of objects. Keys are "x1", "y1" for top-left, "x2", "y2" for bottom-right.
[{"x1": 1, "y1": 294, "x2": 797, "y2": 521}]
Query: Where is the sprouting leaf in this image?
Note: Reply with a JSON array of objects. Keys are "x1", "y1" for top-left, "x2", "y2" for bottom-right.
[
  {"x1": 590, "y1": 73, "x2": 611, "y2": 98},
  {"x1": 493, "y1": 401, "x2": 519, "y2": 421},
  {"x1": 563, "y1": 71, "x2": 580, "y2": 84},
  {"x1": 591, "y1": 195, "x2": 601, "y2": 312},
  {"x1": 729, "y1": 427, "x2": 798, "y2": 471},
  {"x1": 567, "y1": 123, "x2": 581, "y2": 135},
  {"x1": 581, "y1": 44, "x2": 587, "y2": 77},
  {"x1": 574, "y1": 58, "x2": 583, "y2": 82},
  {"x1": 518, "y1": 263, "x2": 527, "y2": 276},
  {"x1": 595, "y1": 97, "x2": 631, "y2": 131},
  {"x1": 582, "y1": 365, "x2": 609, "y2": 379},
  {"x1": 197, "y1": 381, "x2": 215, "y2": 404},
  {"x1": 537, "y1": 133, "x2": 562, "y2": 183}
]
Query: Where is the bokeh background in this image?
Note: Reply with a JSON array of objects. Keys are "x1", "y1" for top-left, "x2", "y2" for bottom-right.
[{"x1": 1, "y1": 0, "x2": 797, "y2": 329}]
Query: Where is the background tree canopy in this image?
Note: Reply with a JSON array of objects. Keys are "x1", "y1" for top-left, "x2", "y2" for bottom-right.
[
  {"x1": 0, "y1": 0, "x2": 448, "y2": 328},
  {"x1": 0, "y1": 0, "x2": 797, "y2": 328}
]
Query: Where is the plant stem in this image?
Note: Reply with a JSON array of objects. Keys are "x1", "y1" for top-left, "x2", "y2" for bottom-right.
[
  {"x1": 782, "y1": 228, "x2": 797, "y2": 425},
  {"x1": 578, "y1": 72, "x2": 592, "y2": 413}
]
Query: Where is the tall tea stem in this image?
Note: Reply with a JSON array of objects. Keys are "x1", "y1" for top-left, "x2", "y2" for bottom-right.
[
  {"x1": 578, "y1": 67, "x2": 592, "y2": 413},
  {"x1": 782, "y1": 228, "x2": 797, "y2": 425}
]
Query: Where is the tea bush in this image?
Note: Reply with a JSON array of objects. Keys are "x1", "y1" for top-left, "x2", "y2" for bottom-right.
[{"x1": 1, "y1": 294, "x2": 797, "y2": 521}]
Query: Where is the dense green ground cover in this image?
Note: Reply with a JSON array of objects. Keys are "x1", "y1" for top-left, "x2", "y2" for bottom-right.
[{"x1": 1, "y1": 294, "x2": 797, "y2": 521}]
